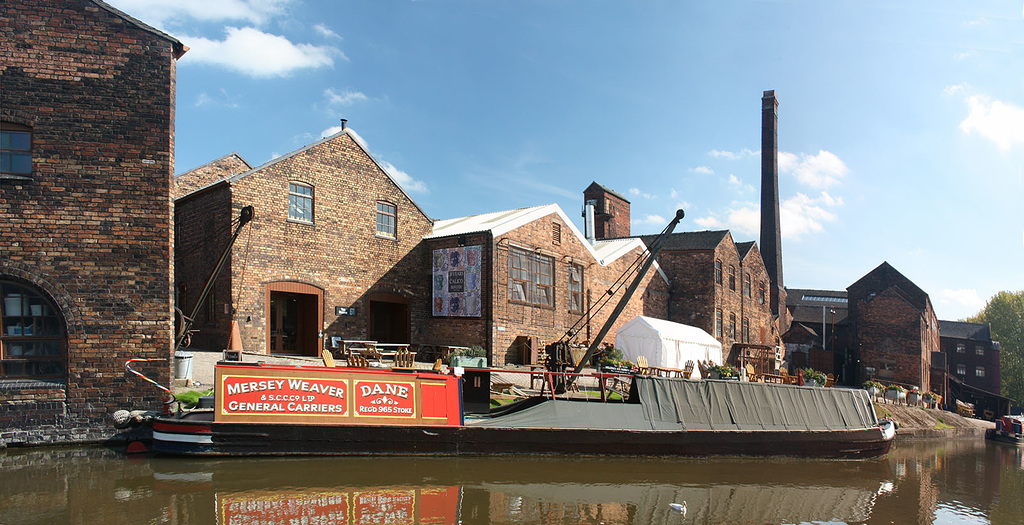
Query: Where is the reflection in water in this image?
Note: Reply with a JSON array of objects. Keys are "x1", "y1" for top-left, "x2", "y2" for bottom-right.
[{"x1": 0, "y1": 439, "x2": 1021, "y2": 524}]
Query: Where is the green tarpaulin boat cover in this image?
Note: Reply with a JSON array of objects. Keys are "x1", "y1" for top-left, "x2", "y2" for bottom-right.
[{"x1": 468, "y1": 378, "x2": 878, "y2": 431}]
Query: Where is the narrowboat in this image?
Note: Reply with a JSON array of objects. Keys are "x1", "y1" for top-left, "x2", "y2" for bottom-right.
[{"x1": 986, "y1": 415, "x2": 1024, "y2": 446}]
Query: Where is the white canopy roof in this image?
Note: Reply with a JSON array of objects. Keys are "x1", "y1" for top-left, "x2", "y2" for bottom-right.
[{"x1": 614, "y1": 316, "x2": 723, "y2": 378}]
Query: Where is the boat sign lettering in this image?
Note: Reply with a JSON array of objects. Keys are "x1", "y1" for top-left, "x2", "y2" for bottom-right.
[
  {"x1": 221, "y1": 374, "x2": 350, "y2": 417},
  {"x1": 354, "y1": 380, "x2": 416, "y2": 418}
]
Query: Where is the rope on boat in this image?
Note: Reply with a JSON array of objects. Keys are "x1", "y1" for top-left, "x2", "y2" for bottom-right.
[{"x1": 125, "y1": 358, "x2": 175, "y2": 398}]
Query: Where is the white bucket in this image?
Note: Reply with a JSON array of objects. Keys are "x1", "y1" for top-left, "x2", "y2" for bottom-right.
[{"x1": 4, "y1": 294, "x2": 23, "y2": 316}]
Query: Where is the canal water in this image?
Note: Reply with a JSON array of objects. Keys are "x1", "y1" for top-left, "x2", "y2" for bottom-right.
[{"x1": 1, "y1": 439, "x2": 1021, "y2": 525}]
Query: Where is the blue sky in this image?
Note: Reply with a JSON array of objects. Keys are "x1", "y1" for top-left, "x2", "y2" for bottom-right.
[{"x1": 109, "y1": 0, "x2": 1024, "y2": 321}]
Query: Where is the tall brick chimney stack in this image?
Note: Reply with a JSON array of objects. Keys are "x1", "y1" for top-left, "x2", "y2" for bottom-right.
[{"x1": 760, "y1": 90, "x2": 787, "y2": 330}]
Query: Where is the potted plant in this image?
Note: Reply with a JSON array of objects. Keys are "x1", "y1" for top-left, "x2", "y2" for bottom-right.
[
  {"x1": 708, "y1": 364, "x2": 739, "y2": 380},
  {"x1": 923, "y1": 391, "x2": 940, "y2": 408},
  {"x1": 449, "y1": 345, "x2": 488, "y2": 368},
  {"x1": 598, "y1": 347, "x2": 630, "y2": 373},
  {"x1": 885, "y1": 384, "x2": 906, "y2": 403},
  {"x1": 802, "y1": 368, "x2": 826, "y2": 387},
  {"x1": 906, "y1": 387, "x2": 921, "y2": 406},
  {"x1": 863, "y1": 380, "x2": 884, "y2": 397}
]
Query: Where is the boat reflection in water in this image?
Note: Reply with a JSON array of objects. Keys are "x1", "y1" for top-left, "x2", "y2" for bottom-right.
[
  {"x1": 3, "y1": 440, "x2": 1021, "y2": 524},
  {"x1": 149, "y1": 455, "x2": 893, "y2": 524}
]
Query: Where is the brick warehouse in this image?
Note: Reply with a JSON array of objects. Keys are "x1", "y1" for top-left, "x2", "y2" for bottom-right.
[
  {"x1": 174, "y1": 128, "x2": 433, "y2": 356},
  {"x1": 0, "y1": 0, "x2": 185, "y2": 443}
]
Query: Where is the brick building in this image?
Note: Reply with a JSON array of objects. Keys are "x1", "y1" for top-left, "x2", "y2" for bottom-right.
[
  {"x1": 583, "y1": 182, "x2": 631, "y2": 240},
  {"x1": 174, "y1": 128, "x2": 433, "y2": 356},
  {"x1": 426, "y1": 204, "x2": 669, "y2": 364},
  {"x1": 782, "y1": 289, "x2": 851, "y2": 377},
  {"x1": 937, "y1": 320, "x2": 1007, "y2": 418},
  {"x1": 1, "y1": 0, "x2": 184, "y2": 442}
]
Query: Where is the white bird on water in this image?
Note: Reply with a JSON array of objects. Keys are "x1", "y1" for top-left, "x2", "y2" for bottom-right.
[{"x1": 670, "y1": 502, "x2": 687, "y2": 515}]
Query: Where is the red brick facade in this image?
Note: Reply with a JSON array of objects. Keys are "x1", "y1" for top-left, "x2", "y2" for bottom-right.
[
  {"x1": 1, "y1": 0, "x2": 183, "y2": 440},
  {"x1": 174, "y1": 131, "x2": 434, "y2": 355},
  {"x1": 584, "y1": 182, "x2": 631, "y2": 240}
]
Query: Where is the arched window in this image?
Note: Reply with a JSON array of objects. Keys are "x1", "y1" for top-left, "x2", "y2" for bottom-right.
[{"x1": 1, "y1": 280, "x2": 65, "y2": 378}]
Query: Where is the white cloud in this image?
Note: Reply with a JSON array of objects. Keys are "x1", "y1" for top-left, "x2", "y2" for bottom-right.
[
  {"x1": 778, "y1": 150, "x2": 849, "y2": 188},
  {"x1": 780, "y1": 192, "x2": 843, "y2": 240},
  {"x1": 107, "y1": 0, "x2": 290, "y2": 27},
  {"x1": 694, "y1": 215, "x2": 724, "y2": 229},
  {"x1": 633, "y1": 214, "x2": 667, "y2": 226},
  {"x1": 708, "y1": 148, "x2": 757, "y2": 160},
  {"x1": 314, "y1": 24, "x2": 342, "y2": 40},
  {"x1": 935, "y1": 289, "x2": 986, "y2": 318},
  {"x1": 690, "y1": 166, "x2": 714, "y2": 175},
  {"x1": 324, "y1": 88, "x2": 369, "y2": 106},
  {"x1": 959, "y1": 94, "x2": 1024, "y2": 151},
  {"x1": 629, "y1": 187, "x2": 655, "y2": 199},
  {"x1": 320, "y1": 126, "x2": 343, "y2": 138},
  {"x1": 727, "y1": 174, "x2": 754, "y2": 193},
  {"x1": 382, "y1": 161, "x2": 428, "y2": 194},
  {"x1": 180, "y1": 27, "x2": 337, "y2": 77},
  {"x1": 694, "y1": 204, "x2": 758, "y2": 236},
  {"x1": 195, "y1": 88, "x2": 239, "y2": 108}
]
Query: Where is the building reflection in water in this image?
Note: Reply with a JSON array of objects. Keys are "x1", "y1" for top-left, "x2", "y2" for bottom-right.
[{"x1": 1, "y1": 440, "x2": 1023, "y2": 524}]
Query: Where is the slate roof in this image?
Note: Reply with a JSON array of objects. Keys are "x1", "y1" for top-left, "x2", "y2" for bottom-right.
[
  {"x1": 848, "y1": 261, "x2": 931, "y2": 313},
  {"x1": 585, "y1": 181, "x2": 630, "y2": 203},
  {"x1": 639, "y1": 230, "x2": 730, "y2": 252},
  {"x1": 785, "y1": 288, "x2": 850, "y2": 325},
  {"x1": 735, "y1": 241, "x2": 756, "y2": 259},
  {"x1": 938, "y1": 320, "x2": 992, "y2": 342}
]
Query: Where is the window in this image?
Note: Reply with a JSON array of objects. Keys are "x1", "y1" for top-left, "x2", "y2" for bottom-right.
[
  {"x1": 975, "y1": 366, "x2": 985, "y2": 378},
  {"x1": 205, "y1": 291, "x2": 216, "y2": 326},
  {"x1": 728, "y1": 266, "x2": 736, "y2": 291},
  {"x1": 714, "y1": 260, "x2": 723, "y2": 285},
  {"x1": 569, "y1": 264, "x2": 583, "y2": 312},
  {"x1": 744, "y1": 274, "x2": 751, "y2": 298},
  {"x1": 956, "y1": 343, "x2": 966, "y2": 354},
  {"x1": 729, "y1": 313, "x2": 736, "y2": 340},
  {"x1": 742, "y1": 318, "x2": 749, "y2": 343},
  {"x1": 975, "y1": 346, "x2": 985, "y2": 357},
  {"x1": 956, "y1": 364, "x2": 966, "y2": 375},
  {"x1": 509, "y1": 247, "x2": 554, "y2": 307},
  {"x1": 1, "y1": 280, "x2": 65, "y2": 378},
  {"x1": 759, "y1": 281, "x2": 766, "y2": 305},
  {"x1": 376, "y1": 201, "x2": 397, "y2": 238},
  {"x1": 1, "y1": 123, "x2": 32, "y2": 178},
  {"x1": 288, "y1": 182, "x2": 314, "y2": 223},
  {"x1": 715, "y1": 309, "x2": 723, "y2": 338}
]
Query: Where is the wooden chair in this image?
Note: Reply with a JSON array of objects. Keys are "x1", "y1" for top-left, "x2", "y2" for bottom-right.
[
  {"x1": 432, "y1": 358, "x2": 443, "y2": 372},
  {"x1": 683, "y1": 360, "x2": 694, "y2": 379},
  {"x1": 745, "y1": 363, "x2": 756, "y2": 382},
  {"x1": 636, "y1": 355, "x2": 651, "y2": 376},
  {"x1": 393, "y1": 348, "x2": 416, "y2": 372},
  {"x1": 530, "y1": 353, "x2": 550, "y2": 390},
  {"x1": 321, "y1": 349, "x2": 336, "y2": 368},
  {"x1": 825, "y1": 373, "x2": 835, "y2": 388},
  {"x1": 347, "y1": 354, "x2": 369, "y2": 368},
  {"x1": 780, "y1": 369, "x2": 793, "y2": 384}
]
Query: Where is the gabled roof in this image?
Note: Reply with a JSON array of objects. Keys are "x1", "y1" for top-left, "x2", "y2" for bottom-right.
[
  {"x1": 426, "y1": 204, "x2": 662, "y2": 275},
  {"x1": 735, "y1": 241, "x2": 756, "y2": 259},
  {"x1": 92, "y1": 1, "x2": 187, "y2": 58},
  {"x1": 640, "y1": 230, "x2": 730, "y2": 252},
  {"x1": 939, "y1": 321, "x2": 992, "y2": 342},
  {"x1": 176, "y1": 128, "x2": 431, "y2": 219},
  {"x1": 848, "y1": 261, "x2": 931, "y2": 313},
  {"x1": 584, "y1": 181, "x2": 630, "y2": 203}
]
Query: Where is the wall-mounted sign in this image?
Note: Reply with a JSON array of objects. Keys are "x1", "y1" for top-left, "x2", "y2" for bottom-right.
[{"x1": 432, "y1": 245, "x2": 482, "y2": 317}]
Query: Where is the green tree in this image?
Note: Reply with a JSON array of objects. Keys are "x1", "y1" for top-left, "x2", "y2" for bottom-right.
[{"x1": 967, "y1": 291, "x2": 1024, "y2": 403}]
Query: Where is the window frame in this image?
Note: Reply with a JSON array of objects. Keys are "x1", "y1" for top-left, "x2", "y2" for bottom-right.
[
  {"x1": 287, "y1": 182, "x2": 314, "y2": 224},
  {"x1": 375, "y1": 201, "x2": 397, "y2": 239},
  {"x1": 508, "y1": 247, "x2": 555, "y2": 308},
  {"x1": 956, "y1": 363, "x2": 966, "y2": 375},
  {"x1": 975, "y1": 345, "x2": 985, "y2": 357},
  {"x1": 743, "y1": 274, "x2": 751, "y2": 298},
  {"x1": 759, "y1": 281, "x2": 766, "y2": 305},
  {"x1": 569, "y1": 263, "x2": 583, "y2": 313},
  {"x1": 975, "y1": 366, "x2": 985, "y2": 378},
  {"x1": 0, "y1": 280, "x2": 65, "y2": 379},
  {"x1": 728, "y1": 265, "x2": 736, "y2": 291},
  {"x1": 1, "y1": 122, "x2": 33, "y2": 179},
  {"x1": 956, "y1": 343, "x2": 966, "y2": 354},
  {"x1": 742, "y1": 318, "x2": 749, "y2": 343},
  {"x1": 715, "y1": 309, "x2": 723, "y2": 338},
  {"x1": 714, "y1": 260, "x2": 723, "y2": 286},
  {"x1": 729, "y1": 313, "x2": 736, "y2": 340}
]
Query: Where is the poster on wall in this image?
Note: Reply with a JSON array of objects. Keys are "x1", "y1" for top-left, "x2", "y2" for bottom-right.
[{"x1": 432, "y1": 245, "x2": 482, "y2": 317}]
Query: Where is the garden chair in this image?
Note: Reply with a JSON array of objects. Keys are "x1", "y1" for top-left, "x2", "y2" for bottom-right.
[
  {"x1": 321, "y1": 349, "x2": 336, "y2": 367},
  {"x1": 683, "y1": 360, "x2": 694, "y2": 379}
]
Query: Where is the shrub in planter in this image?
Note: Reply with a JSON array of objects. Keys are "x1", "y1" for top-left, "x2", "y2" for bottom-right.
[
  {"x1": 923, "y1": 392, "x2": 941, "y2": 407},
  {"x1": 450, "y1": 346, "x2": 488, "y2": 368},
  {"x1": 885, "y1": 384, "x2": 906, "y2": 402},
  {"x1": 708, "y1": 364, "x2": 739, "y2": 379},
  {"x1": 863, "y1": 381, "x2": 884, "y2": 396},
  {"x1": 802, "y1": 368, "x2": 826, "y2": 386},
  {"x1": 907, "y1": 387, "x2": 922, "y2": 405}
]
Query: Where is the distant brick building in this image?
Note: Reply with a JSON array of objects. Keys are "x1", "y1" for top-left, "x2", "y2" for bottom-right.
[
  {"x1": 174, "y1": 129, "x2": 433, "y2": 356},
  {"x1": 937, "y1": 320, "x2": 1007, "y2": 418},
  {"x1": 583, "y1": 182, "x2": 631, "y2": 240},
  {"x1": 0, "y1": 0, "x2": 184, "y2": 442}
]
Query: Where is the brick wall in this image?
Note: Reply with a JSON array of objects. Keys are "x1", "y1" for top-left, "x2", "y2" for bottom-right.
[
  {"x1": 583, "y1": 184, "x2": 631, "y2": 240},
  {"x1": 173, "y1": 153, "x2": 251, "y2": 199},
  {"x1": 0, "y1": 0, "x2": 180, "y2": 434},
  {"x1": 853, "y1": 289, "x2": 934, "y2": 388},
  {"x1": 941, "y1": 336, "x2": 1000, "y2": 394}
]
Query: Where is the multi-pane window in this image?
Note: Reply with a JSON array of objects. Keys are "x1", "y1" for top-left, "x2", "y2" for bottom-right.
[
  {"x1": 728, "y1": 266, "x2": 736, "y2": 291},
  {"x1": 975, "y1": 346, "x2": 985, "y2": 357},
  {"x1": 729, "y1": 313, "x2": 736, "y2": 340},
  {"x1": 715, "y1": 309, "x2": 723, "y2": 338},
  {"x1": 376, "y1": 201, "x2": 397, "y2": 238},
  {"x1": 956, "y1": 364, "x2": 966, "y2": 375},
  {"x1": 744, "y1": 274, "x2": 751, "y2": 298},
  {"x1": 976, "y1": 366, "x2": 985, "y2": 378},
  {"x1": 742, "y1": 318, "x2": 749, "y2": 343},
  {"x1": 0, "y1": 123, "x2": 32, "y2": 177},
  {"x1": 714, "y1": 260, "x2": 723, "y2": 285},
  {"x1": 509, "y1": 247, "x2": 554, "y2": 307},
  {"x1": 956, "y1": 343, "x2": 966, "y2": 354},
  {"x1": 1, "y1": 280, "x2": 64, "y2": 378},
  {"x1": 569, "y1": 264, "x2": 583, "y2": 312},
  {"x1": 759, "y1": 281, "x2": 766, "y2": 305},
  {"x1": 288, "y1": 182, "x2": 314, "y2": 223}
]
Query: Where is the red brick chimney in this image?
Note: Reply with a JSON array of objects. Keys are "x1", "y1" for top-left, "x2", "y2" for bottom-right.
[{"x1": 583, "y1": 182, "x2": 631, "y2": 240}]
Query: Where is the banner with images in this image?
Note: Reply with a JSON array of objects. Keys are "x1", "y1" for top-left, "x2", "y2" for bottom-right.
[{"x1": 432, "y1": 245, "x2": 482, "y2": 317}]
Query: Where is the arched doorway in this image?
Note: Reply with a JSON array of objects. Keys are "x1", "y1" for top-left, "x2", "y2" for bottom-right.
[
  {"x1": 367, "y1": 292, "x2": 410, "y2": 344},
  {"x1": 266, "y1": 282, "x2": 323, "y2": 356},
  {"x1": 1, "y1": 279, "x2": 66, "y2": 378}
]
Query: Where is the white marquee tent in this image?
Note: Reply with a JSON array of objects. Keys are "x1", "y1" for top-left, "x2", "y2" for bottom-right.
[{"x1": 614, "y1": 316, "x2": 723, "y2": 379}]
